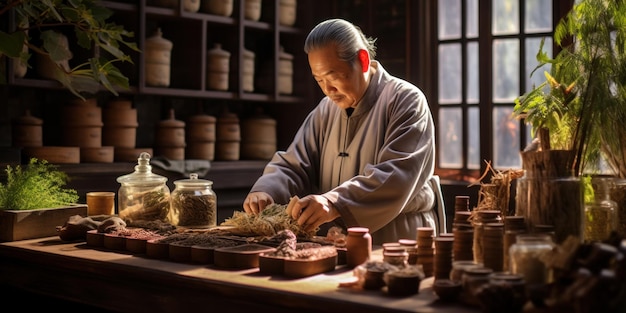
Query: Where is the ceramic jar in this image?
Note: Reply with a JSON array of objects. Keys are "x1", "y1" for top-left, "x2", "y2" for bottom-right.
[
  {"x1": 145, "y1": 28, "x2": 173, "y2": 87},
  {"x1": 207, "y1": 43, "x2": 230, "y2": 91},
  {"x1": 242, "y1": 49, "x2": 255, "y2": 92},
  {"x1": 278, "y1": 46, "x2": 294, "y2": 94},
  {"x1": 154, "y1": 109, "x2": 186, "y2": 160},
  {"x1": 279, "y1": 0, "x2": 297, "y2": 26},
  {"x1": 12, "y1": 110, "x2": 43, "y2": 147},
  {"x1": 215, "y1": 111, "x2": 240, "y2": 160},
  {"x1": 240, "y1": 111, "x2": 276, "y2": 160},
  {"x1": 186, "y1": 114, "x2": 217, "y2": 160},
  {"x1": 201, "y1": 0, "x2": 233, "y2": 16},
  {"x1": 346, "y1": 227, "x2": 372, "y2": 268},
  {"x1": 36, "y1": 31, "x2": 71, "y2": 80},
  {"x1": 62, "y1": 98, "x2": 103, "y2": 148},
  {"x1": 170, "y1": 173, "x2": 217, "y2": 228},
  {"x1": 117, "y1": 152, "x2": 171, "y2": 223},
  {"x1": 245, "y1": 0, "x2": 262, "y2": 21},
  {"x1": 102, "y1": 99, "x2": 138, "y2": 148}
]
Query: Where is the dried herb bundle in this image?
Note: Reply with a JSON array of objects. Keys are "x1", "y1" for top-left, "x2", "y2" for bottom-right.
[{"x1": 221, "y1": 203, "x2": 314, "y2": 238}]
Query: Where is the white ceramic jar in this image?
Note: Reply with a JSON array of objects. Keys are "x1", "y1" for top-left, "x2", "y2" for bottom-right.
[
  {"x1": 279, "y1": 0, "x2": 297, "y2": 26},
  {"x1": 278, "y1": 46, "x2": 294, "y2": 94},
  {"x1": 245, "y1": 0, "x2": 262, "y2": 21}
]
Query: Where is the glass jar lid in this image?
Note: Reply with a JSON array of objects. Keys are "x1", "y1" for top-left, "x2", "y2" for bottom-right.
[
  {"x1": 116, "y1": 152, "x2": 168, "y2": 184},
  {"x1": 174, "y1": 173, "x2": 213, "y2": 188}
]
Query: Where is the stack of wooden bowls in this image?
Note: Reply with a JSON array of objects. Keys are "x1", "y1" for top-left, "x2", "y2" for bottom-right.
[{"x1": 63, "y1": 98, "x2": 113, "y2": 163}]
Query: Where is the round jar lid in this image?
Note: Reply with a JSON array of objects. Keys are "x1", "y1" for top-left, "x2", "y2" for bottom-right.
[
  {"x1": 158, "y1": 109, "x2": 185, "y2": 128},
  {"x1": 208, "y1": 43, "x2": 231, "y2": 57},
  {"x1": 116, "y1": 152, "x2": 168, "y2": 184},
  {"x1": 188, "y1": 114, "x2": 217, "y2": 124},
  {"x1": 146, "y1": 28, "x2": 173, "y2": 50},
  {"x1": 174, "y1": 173, "x2": 213, "y2": 188},
  {"x1": 13, "y1": 110, "x2": 43, "y2": 125}
]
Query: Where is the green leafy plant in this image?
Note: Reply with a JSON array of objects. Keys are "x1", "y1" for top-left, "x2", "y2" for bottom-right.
[
  {"x1": 0, "y1": 0, "x2": 139, "y2": 99},
  {"x1": 513, "y1": 0, "x2": 626, "y2": 177},
  {"x1": 0, "y1": 158, "x2": 79, "y2": 210}
]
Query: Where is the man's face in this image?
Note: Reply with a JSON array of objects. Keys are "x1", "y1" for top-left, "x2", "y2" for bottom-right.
[{"x1": 308, "y1": 43, "x2": 368, "y2": 109}]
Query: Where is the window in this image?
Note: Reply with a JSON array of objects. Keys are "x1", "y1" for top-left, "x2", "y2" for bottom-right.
[{"x1": 434, "y1": 0, "x2": 568, "y2": 180}]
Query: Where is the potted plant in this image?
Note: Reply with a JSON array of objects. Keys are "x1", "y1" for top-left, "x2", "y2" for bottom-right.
[
  {"x1": 0, "y1": 0, "x2": 139, "y2": 99},
  {"x1": 513, "y1": 0, "x2": 626, "y2": 240},
  {"x1": 0, "y1": 158, "x2": 85, "y2": 241}
]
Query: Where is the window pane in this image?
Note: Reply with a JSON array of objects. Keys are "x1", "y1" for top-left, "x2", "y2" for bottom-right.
[
  {"x1": 467, "y1": 42, "x2": 479, "y2": 103},
  {"x1": 492, "y1": 39, "x2": 520, "y2": 102},
  {"x1": 439, "y1": 43, "x2": 462, "y2": 104},
  {"x1": 492, "y1": 0, "x2": 519, "y2": 35},
  {"x1": 466, "y1": 0, "x2": 478, "y2": 38},
  {"x1": 439, "y1": 108, "x2": 463, "y2": 167},
  {"x1": 493, "y1": 106, "x2": 521, "y2": 168},
  {"x1": 525, "y1": 0, "x2": 552, "y2": 33},
  {"x1": 525, "y1": 37, "x2": 552, "y2": 92},
  {"x1": 468, "y1": 107, "x2": 480, "y2": 169},
  {"x1": 439, "y1": 0, "x2": 461, "y2": 40}
]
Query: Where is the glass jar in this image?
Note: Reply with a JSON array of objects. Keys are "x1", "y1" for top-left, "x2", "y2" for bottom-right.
[
  {"x1": 346, "y1": 227, "x2": 372, "y2": 268},
  {"x1": 584, "y1": 176, "x2": 619, "y2": 242},
  {"x1": 170, "y1": 173, "x2": 217, "y2": 228},
  {"x1": 509, "y1": 234, "x2": 554, "y2": 285},
  {"x1": 117, "y1": 152, "x2": 171, "y2": 223}
]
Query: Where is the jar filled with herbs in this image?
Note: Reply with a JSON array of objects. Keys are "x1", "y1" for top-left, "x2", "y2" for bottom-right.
[
  {"x1": 117, "y1": 152, "x2": 171, "y2": 223},
  {"x1": 170, "y1": 173, "x2": 217, "y2": 228}
]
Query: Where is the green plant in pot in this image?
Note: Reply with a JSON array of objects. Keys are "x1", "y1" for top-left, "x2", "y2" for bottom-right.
[
  {"x1": 0, "y1": 0, "x2": 139, "y2": 99},
  {"x1": 0, "y1": 158, "x2": 79, "y2": 210},
  {"x1": 513, "y1": 0, "x2": 626, "y2": 241}
]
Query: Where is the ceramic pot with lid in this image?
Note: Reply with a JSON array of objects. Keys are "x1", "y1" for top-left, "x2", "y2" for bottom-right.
[
  {"x1": 201, "y1": 0, "x2": 233, "y2": 16},
  {"x1": 12, "y1": 110, "x2": 43, "y2": 147},
  {"x1": 279, "y1": 0, "x2": 297, "y2": 26},
  {"x1": 242, "y1": 49, "x2": 255, "y2": 92},
  {"x1": 145, "y1": 28, "x2": 173, "y2": 87},
  {"x1": 155, "y1": 109, "x2": 186, "y2": 160},
  {"x1": 278, "y1": 46, "x2": 294, "y2": 94},
  {"x1": 207, "y1": 43, "x2": 231, "y2": 91},
  {"x1": 215, "y1": 111, "x2": 240, "y2": 161}
]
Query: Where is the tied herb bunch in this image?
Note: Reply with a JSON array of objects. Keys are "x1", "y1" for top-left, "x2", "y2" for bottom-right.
[{"x1": 0, "y1": 158, "x2": 79, "y2": 210}]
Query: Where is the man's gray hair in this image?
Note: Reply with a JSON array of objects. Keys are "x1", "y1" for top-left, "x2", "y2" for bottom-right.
[{"x1": 304, "y1": 19, "x2": 377, "y2": 63}]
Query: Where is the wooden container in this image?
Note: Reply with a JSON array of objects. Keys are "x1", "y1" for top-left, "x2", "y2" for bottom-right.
[
  {"x1": 278, "y1": 47, "x2": 294, "y2": 94},
  {"x1": 103, "y1": 99, "x2": 138, "y2": 127},
  {"x1": 186, "y1": 142, "x2": 215, "y2": 160},
  {"x1": 216, "y1": 111, "x2": 240, "y2": 161},
  {"x1": 145, "y1": 28, "x2": 172, "y2": 87},
  {"x1": 155, "y1": 109, "x2": 186, "y2": 147},
  {"x1": 63, "y1": 98, "x2": 102, "y2": 127},
  {"x1": 241, "y1": 113, "x2": 276, "y2": 160},
  {"x1": 279, "y1": 0, "x2": 297, "y2": 26},
  {"x1": 0, "y1": 204, "x2": 87, "y2": 242},
  {"x1": 12, "y1": 110, "x2": 43, "y2": 147},
  {"x1": 80, "y1": 146, "x2": 114, "y2": 163},
  {"x1": 186, "y1": 114, "x2": 216, "y2": 142},
  {"x1": 242, "y1": 49, "x2": 255, "y2": 92},
  {"x1": 22, "y1": 146, "x2": 80, "y2": 164},
  {"x1": 244, "y1": 0, "x2": 262, "y2": 21},
  {"x1": 207, "y1": 44, "x2": 230, "y2": 91},
  {"x1": 103, "y1": 127, "x2": 137, "y2": 148},
  {"x1": 213, "y1": 244, "x2": 275, "y2": 269},
  {"x1": 201, "y1": 0, "x2": 233, "y2": 16},
  {"x1": 62, "y1": 126, "x2": 102, "y2": 147}
]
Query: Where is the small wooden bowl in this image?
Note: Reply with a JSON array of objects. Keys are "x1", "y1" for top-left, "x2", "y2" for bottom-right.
[
  {"x1": 86, "y1": 230, "x2": 104, "y2": 247},
  {"x1": 213, "y1": 244, "x2": 275, "y2": 269},
  {"x1": 103, "y1": 233, "x2": 126, "y2": 250},
  {"x1": 146, "y1": 239, "x2": 170, "y2": 259},
  {"x1": 432, "y1": 279, "x2": 463, "y2": 302}
]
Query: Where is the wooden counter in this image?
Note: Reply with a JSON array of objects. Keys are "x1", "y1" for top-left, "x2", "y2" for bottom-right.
[{"x1": 0, "y1": 237, "x2": 478, "y2": 313}]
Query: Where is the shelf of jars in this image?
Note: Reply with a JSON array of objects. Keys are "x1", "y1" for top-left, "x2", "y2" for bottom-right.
[{"x1": 6, "y1": 0, "x2": 308, "y2": 104}]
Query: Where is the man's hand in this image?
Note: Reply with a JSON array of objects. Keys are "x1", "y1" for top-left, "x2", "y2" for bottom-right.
[
  {"x1": 289, "y1": 195, "x2": 341, "y2": 232},
  {"x1": 243, "y1": 192, "x2": 274, "y2": 215}
]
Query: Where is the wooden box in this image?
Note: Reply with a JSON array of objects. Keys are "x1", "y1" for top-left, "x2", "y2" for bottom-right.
[{"x1": 0, "y1": 204, "x2": 87, "y2": 242}]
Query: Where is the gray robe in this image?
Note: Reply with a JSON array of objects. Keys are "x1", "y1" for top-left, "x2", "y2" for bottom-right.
[{"x1": 250, "y1": 61, "x2": 436, "y2": 244}]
